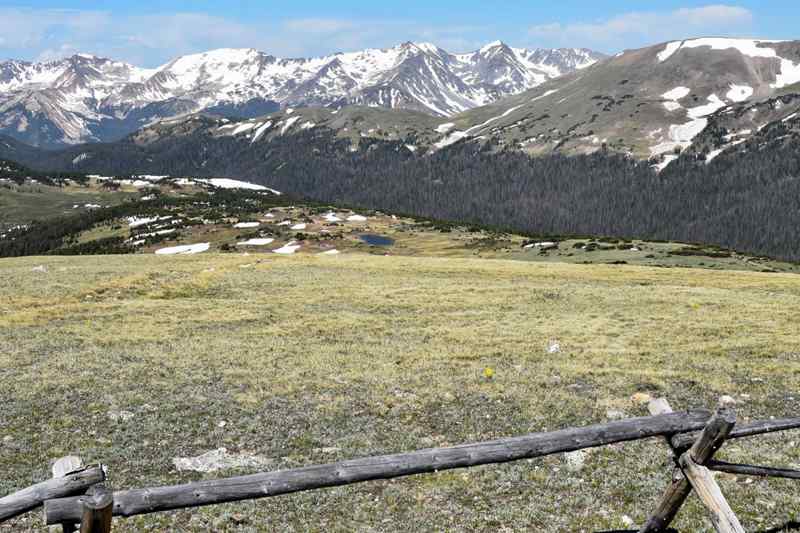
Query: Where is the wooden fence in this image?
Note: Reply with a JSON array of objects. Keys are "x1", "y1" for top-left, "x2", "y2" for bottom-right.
[{"x1": 2, "y1": 398, "x2": 800, "y2": 532}]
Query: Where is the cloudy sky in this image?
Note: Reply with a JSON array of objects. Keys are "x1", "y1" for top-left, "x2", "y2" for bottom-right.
[{"x1": 0, "y1": 1, "x2": 796, "y2": 66}]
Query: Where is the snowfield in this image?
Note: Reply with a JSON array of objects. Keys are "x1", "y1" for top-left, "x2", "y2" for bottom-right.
[
  {"x1": 273, "y1": 242, "x2": 301, "y2": 255},
  {"x1": 155, "y1": 243, "x2": 210, "y2": 255},
  {"x1": 195, "y1": 178, "x2": 280, "y2": 194},
  {"x1": 237, "y1": 238, "x2": 275, "y2": 246}
]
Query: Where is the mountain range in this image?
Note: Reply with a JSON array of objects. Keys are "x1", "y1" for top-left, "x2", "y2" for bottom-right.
[
  {"x1": 0, "y1": 42, "x2": 602, "y2": 148},
  {"x1": 2, "y1": 37, "x2": 800, "y2": 263}
]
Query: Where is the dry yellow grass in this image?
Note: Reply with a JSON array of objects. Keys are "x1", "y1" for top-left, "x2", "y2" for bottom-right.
[{"x1": 2, "y1": 253, "x2": 800, "y2": 531}]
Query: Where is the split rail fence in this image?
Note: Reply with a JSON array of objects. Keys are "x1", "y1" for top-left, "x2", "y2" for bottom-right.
[{"x1": 2, "y1": 398, "x2": 800, "y2": 532}]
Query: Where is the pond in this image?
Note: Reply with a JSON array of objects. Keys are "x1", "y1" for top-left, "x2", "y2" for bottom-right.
[{"x1": 360, "y1": 234, "x2": 395, "y2": 246}]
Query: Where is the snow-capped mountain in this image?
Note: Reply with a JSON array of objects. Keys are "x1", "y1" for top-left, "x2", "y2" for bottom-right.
[
  {"x1": 437, "y1": 38, "x2": 800, "y2": 167},
  {"x1": 0, "y1": 42, "x2": 604, "y2": 147}
]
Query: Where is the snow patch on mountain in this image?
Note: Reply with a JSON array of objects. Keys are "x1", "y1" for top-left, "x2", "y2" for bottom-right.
[
  {"x1": 0, "y1": 42, "x2": 605, "y2": 146},
  {"x1": 657, "y1": 41, "x2": 684, "y2": 62},
  {"x1": 676, "y1": 38, "x2": 800, "y2": 89},
  {"x1": 687, "y1": 94, "x2": 726, "y2": 119},
  {"x1": 726, "y1": 84, "x2": 754, "y2": 103},
  {"x1": 662, "y1": 87, "x2": 691, "y2": 101}
]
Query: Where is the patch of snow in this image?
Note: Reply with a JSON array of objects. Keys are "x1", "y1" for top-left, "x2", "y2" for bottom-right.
[
  {"x1": 435, "y1": 122, "x2": 456, "y2": 134},
  {"x1": 251, "y1": 121, "x2": 273, "y2": 143},
  {"x1": 663, "y1": 101, "x2": 682, "y2": 112},
  {"x1": 657, "y1": 41, "x2": 683, "y2": 62},
  {"x1": 662, "y1": 87, "x2": 690, "y2": 101},
  {"x1": 680, "y1": 38, "x2": 800, "y2": 88},
  {"x1": 280, "y1": 116, "x2": 301, "y2": 135},
  {"x1": 273, "y1": 241, "x2": 301, "y2": 255},
  {"x1": 687, "y1": 94, "x2": 726, "y2": 119},
  {"x1": 234, "y1": 222, "x2": 260, "y2": 229},
  {"x1": 237, "y1": 238, "x2": 275, "y2": 246},
  {"x1": 322, "y1": 213, "x2": 341, "y2": 223},
  {"x1": 726, "y1": 84, "x2": 753, "y2": 102},
  {"x1": 531, "y1": 89, "x2": 558, "y2": 102},
  {"x1": 653, "y1": 154, "x2": 679, "y2": 172},
  {"x1": 347, "y1": 214, "x2": 367, "y2": 222},
  {"x1": 127, "y1": 216, "x2": 159, "y2": 228},
  {"x1": 195, "y1": 178, "x2": 280, "y2": 194},
  {"x1": 319, "y1": 249, "x2": 340, "y2": 255},
  {"x1": 290, "y1": 223, "x2": 307, "y2": 230},
  {"x1": 435, "y1": 130, "x2": 468, "y2": 149},
  {"x1": 706, "y1": 148, "x2": 725, "y2": 163},
  {"x1": 525, "y1": 241, "x2": 557, "y2": 249},
  {"x1": 72, "y1": 153, "x2": 90, "y2": 165},
  {"x1": 155, "y1": 243, "x2": 210, "y2": 255},
  {"x1": 232, "y1": 122, "x2": 257, "y2": 135}
]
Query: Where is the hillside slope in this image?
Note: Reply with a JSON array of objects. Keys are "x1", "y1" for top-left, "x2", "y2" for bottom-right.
[
  {"x1": 446, "y1": 38, "x2": 800, "y2": 160},
  {"x1": 2, "y1": 123, "x2": 799, "y2": 262}
]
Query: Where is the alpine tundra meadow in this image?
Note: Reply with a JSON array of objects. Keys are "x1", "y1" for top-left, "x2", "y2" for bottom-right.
[{"x1": 2, "y1": 1, "x2": 800, "y2": 532}]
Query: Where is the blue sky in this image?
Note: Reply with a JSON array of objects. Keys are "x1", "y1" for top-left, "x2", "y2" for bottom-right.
[{"x1": 0, "y1": 1, "x2": 797, "y2": 66}]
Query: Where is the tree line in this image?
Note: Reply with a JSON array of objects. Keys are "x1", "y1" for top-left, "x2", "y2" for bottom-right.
[{"x1": 3, "y1": 124, "x2": 799, "y2": 262}]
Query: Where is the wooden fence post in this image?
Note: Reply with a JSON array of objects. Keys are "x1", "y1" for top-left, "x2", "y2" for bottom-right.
[
  {"x1": 639, "y1": 399, "x2": 691, "y2": 532},
  {"x1": 52, "y1": 457, "x2": 84, "y2": 533},
  {"x1": 78, "y1": 485, "x2": 113, "y2": 533},
  {"x1": 640, "y1": 405, "x2": 740, "y2": 533}
]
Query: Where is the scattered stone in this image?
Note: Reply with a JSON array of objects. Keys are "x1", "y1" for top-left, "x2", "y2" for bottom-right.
[
  {"x1": 217, "y1": 420, "x2": 227, "y2": 428},
  {"x1": 630, "y1": 392, "x2": 652, "y2": 405},
  {"x1": 32, "y1": 265, "x2": 47, "y2": 273},
  {"x1": 719, "y1": 395, "x2": 737, "y2": 406},
  {"x1": 316, "y1": 447, "x2": 342, "y2": 454},
  {"x1": 108, "y1": 410, "x2": 135, "y2": 422},
  {"x1": 547, "y1": 340, "x2": 561, "y2": 354},
  {"x1": 173, "y1": 448, "x2": 274, "y2": 473},
  {"x1": 564, "y1": 450, "x2": 587, "y2": 472},
  {"x1": 606, "y1": 409, "x2": 626, "y2": 420},
  {"x1": 2, "y1": 435, "x2": 12, "y2": 443},
  {"x1": 52, "y1": 456, "x2": 83, "y2": 478},
  {"x1": 621, "y1": 515, "x2": 635, "y2": 528}
]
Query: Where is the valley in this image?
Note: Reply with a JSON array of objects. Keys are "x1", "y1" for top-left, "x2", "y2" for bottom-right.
[{"x1": 2, "y1": 173, "x2": 797, "y2": 274}]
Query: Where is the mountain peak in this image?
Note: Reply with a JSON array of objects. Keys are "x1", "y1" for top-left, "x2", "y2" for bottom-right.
[
  {"x1": 399, "y1": 42, "x2": 440, "y2": 54},
  {"x1": 0, "y1": 40, "x2": 606, "y2": 147},
  {"x1": 479, "y1": 40, "x2": 507, "y2": 53}
]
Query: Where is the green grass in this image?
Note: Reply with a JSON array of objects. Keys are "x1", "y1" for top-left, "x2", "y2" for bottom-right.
[
  {"x1": 0, "y1": 182, "x2": 138, "y2": 227},
  {"x1": 2, "y1": 253, "x2": 800, "y2": 531}
]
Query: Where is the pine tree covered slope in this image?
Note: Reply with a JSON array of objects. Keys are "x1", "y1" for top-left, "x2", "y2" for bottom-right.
[{"x1": 2, "y1": 113, "x2": 798, "y2": 262}]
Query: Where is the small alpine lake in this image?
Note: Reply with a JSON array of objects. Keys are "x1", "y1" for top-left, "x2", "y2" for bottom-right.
[{"x1": 359, "y1": 234, "x2": 395, "y2": 246}]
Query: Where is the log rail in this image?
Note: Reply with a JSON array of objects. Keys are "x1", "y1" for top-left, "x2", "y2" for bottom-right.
[{"x1": 1, "y1": 401, "x2": 799, "y2": 532}]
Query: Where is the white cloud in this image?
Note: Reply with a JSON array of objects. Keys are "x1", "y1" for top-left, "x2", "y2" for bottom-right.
[
  {"x1": 528, "y1": 4, "x2": 753, "y2": 51},
  {"x1": 283, "y1": 18, "x2": 358, "y2": 34},
  {"x1": 0, "y1": 8, "x2": 110, "y2": 47},
  {"x1": 0, "y1": 7, "x2": 492, "y2": 66}
]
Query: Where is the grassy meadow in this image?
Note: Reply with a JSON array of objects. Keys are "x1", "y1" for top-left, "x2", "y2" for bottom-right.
[{"x1": 2, "y1": 253, "x2": 800, "y2": 531}]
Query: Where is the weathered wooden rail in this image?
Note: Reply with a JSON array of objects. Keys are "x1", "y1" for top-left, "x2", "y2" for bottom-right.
[{"x1": 2, "y1": 400, "x2": 800, "y2": 532}]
